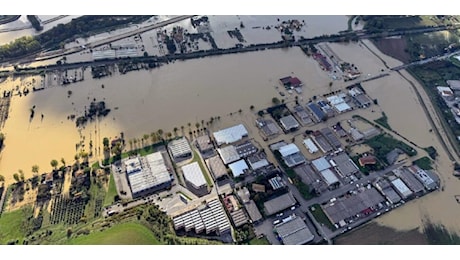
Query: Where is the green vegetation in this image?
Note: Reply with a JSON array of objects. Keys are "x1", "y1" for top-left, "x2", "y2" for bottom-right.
[
  {"x1": 365, "y1": 134, "x2": 417, "y2": 164},
  {"x1": 104, "y1": 172, "x2": 118, "y2": 207},
  {"x1": 423, "y1": 146, "x2": 438, "y2": 160},
  {"x1": 0, "y1": 16, "x2": 152, "y2": 61},
  {"x1": 423, "y1": 220, "x2": 460, "y2": 244},
  {"x1": 26, "y1": 15, "x2": 43, "y2": 31},
  {"x1": 0, "y1": 207, "x2": 33, "y2": 244},
  {"x1": 374, "y1": 112, "x2": 392, "y2": 130},
  {"x1": 310, "y1": 204, "x2": 336, "y2": 231},
  {"x1": 249, "y1": 236, "x2": 270, "y2": 245},
  {"x1": 413, "y1": 156, "x2": 433, "y2": 170},
  {"x1": 66, "y1": 222, "x2": 162, "y2": 245},
  {"x1": 272, "y1": 97, "x2": 281, "y2": 105},
  {"x1": 0, "y1": 132, "x2": 5, "y2": 149},
  {"x1": 0, "y1": 15, "x2": 21, "y2": 25},
  {"x1": 362, "y1": 15, "x2": 448, "y2": 32}
]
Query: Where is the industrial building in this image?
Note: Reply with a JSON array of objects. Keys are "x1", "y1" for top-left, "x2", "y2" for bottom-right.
[
  {"x1": 294, "y1": 164, "x2": 328, "y2": 194},
  {"x1": 390, "y1": 178, "x2": 413, "y2": 199},
  {"x1": 319, "y1": 169, "x2": 340, "y2": 187},
  {"x1": 319, "y1": 127, "x2": 342, "y2": 149},
  {"x1": 293, "y1": 105, "x2": 314, "y2": 125},
  {"x1": 327, "y1": 94, "x2": 352, "y2": 113},
  {"x1": 307, "y1": 102, "x2": 327, "y2": 122},
  {"x1": 256, "y1": 118, "x2": 281, "y2": 138},
  {"x1": 172, "y1": 199, "x2": 231, "y2": 235},
  {"x1": 126, "y1": 152, "x2": 173, "y2": 198},
  {"x1": 323, "y1": 188, "x2": 386, "y2": 225},
  {"x1": 311, "y1": 131, "x2": 333, "y2": 153},
  {"x1": 205, "y1": 156, "x2": 228, "y2": 180},
  {"x1": 247, "y1": 153, "x2": 270, "y2": 171},
  {"x1": 279, "y1": 115, "x2": 300, "y2": 131},
  {"x1": 245, "y1": 200, "x2": 263, "y2": 223},
  {"x1": 235, "y1": 141, "x2": 258, "y2": 158},
  {"x1": 407, "y1": 166, "x2": 438, "y2": 190},
  {"x1": 217, "y1": 145, "x2": 241, "y2": 164},
  {"x1": 168, "y1": 137, "x2": 192, "y2": 160},
  {"x1": 393, "y1": 168, "x2": 425, "y2": 195},
  {"x1": 349, "y1": 128, "x2": 364, "y2": 141},
  {"x1": 277, "y1": 143, "x2": 306, "y2": 168},
  {"x1": 274, "y1": 216, "x2": 314, "y2": 245},
  {"x1": 182, "y1": 162, "x2": 209, "y2": 197},
  {"x1": 312, "y1": 157, "x2": 331, "y2": 172},
  {"x1": 264, "y1": 192, "x2": 297, "y2": 216},
  {"x1": 268, "y1": 176, "x2": 286, "y2": 190},
  {"x1": 303, "y1": 138, "x2": 319, "y2": 154},
  {"x1": 374, "y1": 178, "x2": 401, "y2": 204},
  {"x1": 196, "y1": 134, "x2": 214, "y2": 154},
  {"x1": 330, "y1": 152, "x2": 359, "y2": 177},
  {"x1": 213, "y1": 124, "x2": 248, "y2": 146},
  {"x1": 228, "y1": 159, "x2": 249, "y2": 178},
  {"x1": 353, "y1": 94, "x2": 372, "y2": 108}
]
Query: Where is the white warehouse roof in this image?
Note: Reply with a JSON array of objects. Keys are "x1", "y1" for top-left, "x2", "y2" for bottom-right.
[
  {"x1": 229, "y1": 159, "x2": 249, "y2": 178},
  {"x1": 320, "y1": 169, "x2": 340, "y2": 186},
  {"x1": 182, "y1": 162, "x2": 207, "y2": 188},
  {"x1": 391, "y1": 178, "x2": 413, "y2": 198},
  {"x1": 168, "y1": 137, "x2": 192, "y2": 158},
  {"x1": 217, "y1": 145, "x2": 241, "y2": 164},
  {"x1": 279, "y1": 143, "x2": 300, "y2": 157},
  {"x1": 312, "y1": 157, "x2": 331, "y2": 172},
  {"x1": 303, "y1": 138, "x2": 319, "y2": 153},
  {"x1": 213, "y1": 124, "x2": 248, "y2": 146}
]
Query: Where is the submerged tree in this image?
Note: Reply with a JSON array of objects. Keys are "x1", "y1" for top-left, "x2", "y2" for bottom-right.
[{"x1": 50, "y1": 159, "x2": 58, "y2": 170}]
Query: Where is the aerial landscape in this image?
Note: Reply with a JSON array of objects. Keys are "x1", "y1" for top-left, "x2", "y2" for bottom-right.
[{"x1": 1, "y1": 11, "x2": 460, "y2": 248}]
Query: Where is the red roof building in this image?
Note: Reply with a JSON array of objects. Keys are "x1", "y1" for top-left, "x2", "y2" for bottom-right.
[{"x1": 359, "y1": 155, "x2": 377, "y2": 167}]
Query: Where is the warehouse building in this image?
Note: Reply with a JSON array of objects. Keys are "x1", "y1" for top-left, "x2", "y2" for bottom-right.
[
  {"x1": 168, "y1": 137, "x2": 192, "y2": 160},
  {"x1": 213, "y1": 124, "x2": 248, "y2": 146},
  {"x1": 217, "y1": 145, "x2": 241, "y2": 165},
  {"x1": 307, "y1": 102, "x2": 327, "y2": 122},
  {"x1": 196, "y1": 134, "x2": 214, "y2": 154},
  {"x1": 126, "y1": 152, "x2": 173, "y2": 198},
  {"x1": 235, "y1": 141, "x2": 258, "y2": 158},
  {"x1": 303, "y1": 138, "x2": 319, "y2": 154},
  {"x1": 172, "y1": 199, "x2": 231, "y2": 235},
  {"x1": 407, "y1": 166, "x2": 438, "y2": 190},
  {"x1": 182, "y1": 162, "x2": 209, "y2": 197},
  {"x1": 391, "y1": 178, "x2": 413, "y2": 199},
  {"x1": 274, "y1": 216, "x2": 314, "y2": 245},
  {"x1": 311, "y1": 131, "x2": 333, "y2": 153},
  {"x1": 374, "y1": 178, "x2": 401, "y2": 204},
  {"x1": 264, "y1": 192, "x2": 297, "y2": 216},
  {"x1": 228, "y1": 159, "x2": 249, "y2": 178},
  {"x1": 319, "y1": 169, "x2": 340, "y2": 187},
  {"x1": 278, "y1": 143, "x2": 306, "y2": 168},
  {"x1": 330, "y1": 152, "x2": 359, "y2": 177},
  {"x1": 320, "y1": 127, "x2": 342, "y2": 149},
  {"x1": 205, "y1": 155, "x2": 228, "y2": 180},
  {"x1": 245, "y1": 200, "x2": 263, "y2": 223},
  {"x1": 279, "y1": 115, "x2": 300, "y2": 132},
  {"x1": 393, "y1": 168, "x2": 425, "y2": 195}
]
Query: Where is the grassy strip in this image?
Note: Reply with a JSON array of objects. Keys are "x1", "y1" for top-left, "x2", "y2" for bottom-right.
[
  {"x1": 0, "y1": 207, "x2": 32, "y2": 244},
  {"x1": 66, "y1": 222, "x2": 162, "y2": 245},
  {"x1": 103, "y1": 172, "x2": 118, "y2": 207},
  {"x1": 365, "y1": 134, "x2": 417, "y2": 164},
  {"x1": 249, "y1": 236, "x2": 270, "y2": 245},
  {"x1": 309, "y1": 204, "x2": 336, "y2": 231},
  {"x1": 374, "y1": 112, "x2": 392, "y2": 130},
  {"x1": 413, "y1": 156, "x2": 433, "y2": 170}
]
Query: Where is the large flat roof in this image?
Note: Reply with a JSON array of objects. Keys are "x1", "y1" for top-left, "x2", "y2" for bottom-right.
[
  {"x1": 228, "y1": 159, "x2": 249, "y2": 178},
  {"x1": 391, "y1": 178, "x2": 413, "y2": 198},
  {"x1": 330, "y1": 152, "x2": 359, "y2": 177},
  {"x1": 182, "y1": 162, "x2": 207, "y2": 188},
  {"x1": 245, "y1": 200, "x2": 263, "y2": 222},
  {"x1": 217, "y1": 145, "x2": 241, "y2": 164},
  {"x1": 168, "y1": 137, "x2": 192, "y2": 158},
  {"x1": 264, "y1": 192, "x2": 296, "y2": 216},
  {"x1": 279, "y1": 115, "x2": 300, "y2": 130},
  {"x1": 205, "y1": 156, "x2": 228, "y2": 180},
  {"x1": 303, "y1": 138, "x2": 319, "y2": 153},
  {"x1": 312, "y1": 157, "x2": 331, "y2": 172},
  {"x1": 279, "y1": 143, "x2": 300, "y2": 157},
  {"x1": 128, "y1": 152, "x2": 172, "y2": 195},
  {"x1": 320, "y1": 169, "x2": 340, "y2": 186},
  {"x1": 275, "y1": 216, "x2": 314, "y2": 245},
  {"x1": 196, "y1": 134, "x2": 213, "y2": 151},
  {"x1": 213, "y1": 124, "x2": 248, "y2": 146}
]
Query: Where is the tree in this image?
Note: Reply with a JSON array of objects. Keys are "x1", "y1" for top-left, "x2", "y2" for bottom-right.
[
  {"x1": 0, "y1": 175, "x2": 5, "y2": 182},
  {"x1": 19, "y1": 169, "x2": 25, "y2": 182},
  {"x1": 0, "y1": 132, "x2": 4, "y2": 148},
  {"x1": 238, "y1": 109, "x2": 242, "y2": 114},
  {"x1": 250, "y1": 105, "x2": 255, "y2": 110},
  {"x1": 13, "y1": 173, "x2": 19, "y2": 183},
  {"x1": 50, "y1": 159, "x2": 58, "y2": 170},
  {"x1": 173, "y1": 127, "x2": 178, "y2": 136},
  {"x1": 157, "y1": 129, "x2": 163, "y2": 138},
  {"x1": 272, "y1": 97, "x2": 280, "y2": 105},
  {"x1": 166, "y1": 132, "x2": 172, "y2": 140},
  {"x1": 195, "y1": 122, "x2": 200, "y2": 129},
  {"x1": 61, "y1": 157, "x2": 66, "y2": 167},
  {"x1": 103, "y1": 137, "x2": 110, "y2": 148},
  {"x1": 143, "y1": 134, "x2": 150, "y2": 144},
  {"x1": 32, "y1": 165, "x2": 39, "y2": 175}
]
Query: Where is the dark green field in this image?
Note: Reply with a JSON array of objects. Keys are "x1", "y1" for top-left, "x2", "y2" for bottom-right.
[{"x1": 66, "y1": 222, "x2": 162, "y2": 245}]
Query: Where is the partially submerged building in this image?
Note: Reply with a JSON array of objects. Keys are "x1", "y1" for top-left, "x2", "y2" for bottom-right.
[
  {"x1": 217, "y1": 145, "x2": 241, "y2": 165},
  {"x1": 278, "y1": 143, "x2": 306, "y2": 168},
  {"x1": 279, "y1": 115, "x2": 300, "y2": 132},
  {"x1": 196, "y1": 134, "x2": 214, "y2": 154},
  {"x1": 263, "y1": 192, "x2": 296, "y2": 216},
  {"x1": 330, "y1": 152, "x2": 359, "y2": 177},
  {"x1": 205, "y1": 155, "x2": 228, "y2": 180},
  {"x1": 228, "y1": 159, "x2": 249, "y2": 178},
  {"x1": 307, "y1": 102, "x2": 327, "y2": 122},
  {"x1": 168, "y1": 137, "x2": 192, "y2": 160},
  {"x1": 213, "y1": 124, "x2": 248, "y2": 146}
]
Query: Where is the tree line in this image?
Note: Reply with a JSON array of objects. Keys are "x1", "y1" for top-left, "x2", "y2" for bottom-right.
[{"x1": 0, "y1": 15, "x2": 153, "y2": 62}]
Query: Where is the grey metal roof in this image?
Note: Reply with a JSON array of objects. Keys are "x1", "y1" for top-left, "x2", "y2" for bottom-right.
[
  {"x1": 264, "y1": 192, "x2": 296, "y2": 216},
  {"x1": 275, "y1": 216, "x2": 314, "y2": 245}
]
